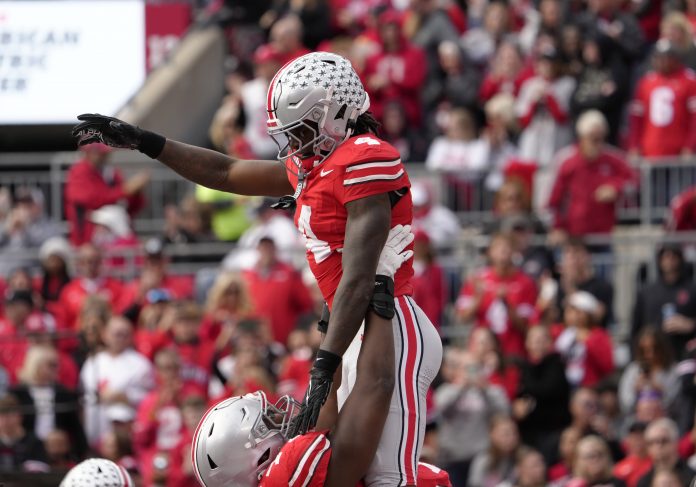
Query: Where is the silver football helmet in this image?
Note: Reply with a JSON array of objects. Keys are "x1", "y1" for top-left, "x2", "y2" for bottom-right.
[
  {"x1": 192, "y1": 391, "x2": 300, "y2": 487},
  {"x1": 60, "y1": 458, "x2": 133, "y2": 487},
  {"x1": 266, "y1": 51, "x2": 370, "y2": 173}
]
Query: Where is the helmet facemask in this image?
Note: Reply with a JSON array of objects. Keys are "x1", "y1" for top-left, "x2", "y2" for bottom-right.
[
  {"x1": 192, "y1": 391, "x2": 301, "y2": 487},
  {"x1": 249, "y1": 392, "x2": 302, "y2": 480},
  {"x1": 268, "y1": 103, "x2": 340, "y2": 178}
]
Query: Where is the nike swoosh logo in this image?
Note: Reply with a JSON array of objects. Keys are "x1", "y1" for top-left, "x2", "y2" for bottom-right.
[{"x1": 320, "y1": 169, "x2": 334, "y2": 177}]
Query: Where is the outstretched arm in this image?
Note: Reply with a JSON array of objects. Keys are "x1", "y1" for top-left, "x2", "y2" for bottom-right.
[
  {"x1": 72, "y1": 113, "x2": 293, "y2": 197},
  {"x1": 157, "y1": 140, "x2": 292, "y2": 196}
]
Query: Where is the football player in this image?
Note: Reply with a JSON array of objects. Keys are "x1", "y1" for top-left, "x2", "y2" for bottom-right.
[
  {"x1": 191, "y1": 392, "x2": 450, "y2": 487},
  {"x1": 73, "y1": 51, "x2": 443, "y2": 486},
  {"x1": 191, "y1": 225, "x2": 449, "y2": 487},
  {"x1": 60, "y1": 458, "x2": 133, "y2": 487}
]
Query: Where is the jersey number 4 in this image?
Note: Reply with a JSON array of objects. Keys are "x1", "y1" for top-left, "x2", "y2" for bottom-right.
[{"x1": 298, "y1": 205, "x2": 332, "y2": 264}]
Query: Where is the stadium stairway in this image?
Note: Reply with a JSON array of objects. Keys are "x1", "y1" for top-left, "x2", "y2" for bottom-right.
[{"x1": 117, "y1": 25, "x2": 227, "y2": 146}]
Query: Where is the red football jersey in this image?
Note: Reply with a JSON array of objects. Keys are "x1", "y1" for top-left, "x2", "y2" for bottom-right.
[
  {"x1": 58, "y1": 277, "x2": 124, "y2": 330},
  {"x1": 259, "y1": 431, "x2": 451, "y2": 487},
  {"x1": 286, "y1": 135, "x2": 413, "y2": 308},
  {"x1": 629, "y1": 68, "x2": 696, "y2": 157},
  {"x1": 456, "y1": 268, "x2": 537, "y2": 357}
]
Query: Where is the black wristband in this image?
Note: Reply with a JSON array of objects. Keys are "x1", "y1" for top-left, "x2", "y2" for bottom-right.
[
  {"x1": 370, "y1": 275, "x2": 395, "y2": 319},
  {"x1": 313, "y1": 349, "x2": 342, "y2": 375},
  {"x1": 138, "y1": 130, "x2": 166, "y2": 159}
]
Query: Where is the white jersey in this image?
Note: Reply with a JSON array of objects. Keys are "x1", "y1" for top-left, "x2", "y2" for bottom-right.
[{"x1": 81, "y1": 349, "x2": 154, "y2": 446}]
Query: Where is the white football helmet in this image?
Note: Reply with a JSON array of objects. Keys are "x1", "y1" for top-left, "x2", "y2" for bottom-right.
[
  {"x1": 266, "y1": 51, "x2": 370, "y2": 172},
  {"x1": 60, "y1": 458, "x2": 133, "y2": 487},
  {"x1": 192, "y1": 391, "x2": 300, "y2": 487}
]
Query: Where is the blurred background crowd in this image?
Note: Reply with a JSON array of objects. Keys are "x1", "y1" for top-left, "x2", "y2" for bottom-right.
[{"x1": 3, "y1": 0, "x2": 696, "y2": 486}]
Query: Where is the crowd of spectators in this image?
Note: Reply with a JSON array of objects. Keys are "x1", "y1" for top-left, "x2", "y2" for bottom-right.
[{"x1": 2, "y1": 1, "x2": 696, "y2": 487}]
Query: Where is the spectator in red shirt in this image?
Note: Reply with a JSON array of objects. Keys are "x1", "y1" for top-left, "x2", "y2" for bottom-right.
[
  {"x1": 165, "y1": 393, "x2": 207, "y2": 487},
  {"x1": 37, "y1": 238, "x2": 72, "y2": 321},
  {"x1": 133, "y1": 348, "x2": 200, "y2": 487},
  {"x1": 277, "y1": 326, "x2": 321, "y2": 402},
  {"x1": 118, "y1": 238, "x2": 193, "y2": 316},
  {"x1": 456, "y1": 233, "x2": 538, "y2": 357},
  {"x1": 411, "y1": 231, "x2": 446, "y2": 330},
  {"x1": 154, "y1": 302, "x2": 214, "y2": 395},
  {"x1": 0, "y1": 290, "x2": 77, "y2": 389},
  {"x1": 132, "y1": 290, "x2": 173, "y2": 361},
  {"x1": 363, "y1": 10, "x2": 427, "y2": 127},
  {"x1": 516, "y1": 46, "x2": 576, "y2": 168},
  {"x1": 480, "y1": 40, "x2": 529, "y2": 102},
  {"x1": 614, "y1": 421, "x2": 652, "y2": 487},
  {"x1": 243, "y1": 237, "x2": 313, "y2": 345},
  {"x1": 555, "y1": 291, "x2": 614, "y2": 388},
  {"x1": 667, "y1": 185, "x2": 696, "y2": 231},
  {"x1": 64, "y1": 143, "x2": 149, "y2": 246},
  {"x1": 629, "y1": 40, "x2": 696, "y2": 159},
  {"x1": 88, "y1": 205, "x2": 142, "y2": 275},
  {"x1": 548, "y1": 110, "x2": 637, "y2": 238},
  {"x1": 58, "y1": 243, "x2": 124, "y2": 330},
  {"x1": 200, "y1": 271, "x2": 254, "y2": 348}
]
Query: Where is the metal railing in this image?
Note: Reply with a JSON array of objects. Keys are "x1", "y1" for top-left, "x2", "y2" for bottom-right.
[{"x1": 3, "y1": 152, "x2": 696, "y2": 230}]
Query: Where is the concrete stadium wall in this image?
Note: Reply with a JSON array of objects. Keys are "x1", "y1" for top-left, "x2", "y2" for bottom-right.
[{"x1": 116, "y1": 26, "x2": 226, "y2": 146}]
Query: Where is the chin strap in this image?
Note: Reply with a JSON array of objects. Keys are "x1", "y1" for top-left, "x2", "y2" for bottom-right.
[{"x1": 272, "y1": 168, "x2": 305, "y2": 210}]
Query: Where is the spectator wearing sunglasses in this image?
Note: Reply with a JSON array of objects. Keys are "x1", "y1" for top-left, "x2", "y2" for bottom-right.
[{"x1": 637, "y1": 418, "x2": 696, "y2": 487}]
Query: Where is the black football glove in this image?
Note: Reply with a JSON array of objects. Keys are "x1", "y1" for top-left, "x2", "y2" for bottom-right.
[
  {"x1": 71, "y1": 113, "x2": 166, "y2": 159},
  {"x1": 288, "y1": 349, "x2": 341, "y2": 438}
]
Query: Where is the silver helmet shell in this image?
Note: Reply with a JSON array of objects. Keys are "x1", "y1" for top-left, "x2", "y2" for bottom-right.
[
  {"x1": 60, "y1": 458, "x2": 133, "y2": 487},
  {"x1": 266, "y1": 51, "x2": 370, "y2": 169},
  {"x1": 192, "y1": 391, "x2": 299, "y2": 487}
]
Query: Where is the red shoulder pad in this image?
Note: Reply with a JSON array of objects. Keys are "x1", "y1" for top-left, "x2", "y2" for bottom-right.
[{"x1": 330, "y1": 137, "x2": 409, "y2": 204}]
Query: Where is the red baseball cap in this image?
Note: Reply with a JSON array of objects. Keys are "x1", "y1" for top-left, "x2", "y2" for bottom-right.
[
  {"x1": 253, "y1": 44, "x2": 282, "y2": 65},
  {"x1": 414, "y1": 230, "x2": 431, "y2": 244}
]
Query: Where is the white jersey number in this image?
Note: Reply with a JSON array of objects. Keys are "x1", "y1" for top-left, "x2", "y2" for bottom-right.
[
  {"x1": 297, "y1": 205, "x2": 332, "y2": 263},
  {"x1": 649, "y1": 86, "x2": 675, "y2": 127}
]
